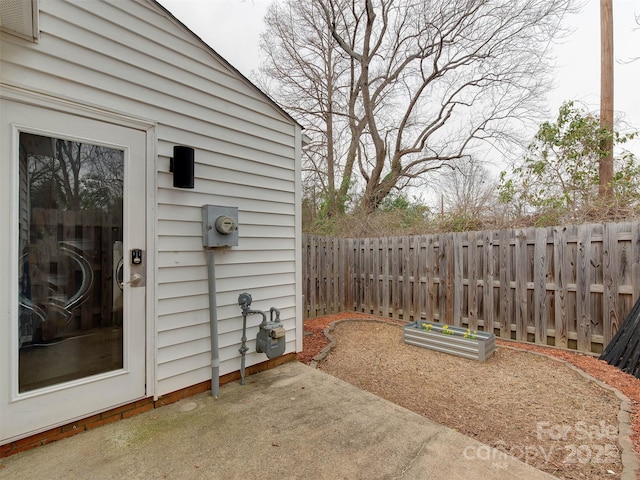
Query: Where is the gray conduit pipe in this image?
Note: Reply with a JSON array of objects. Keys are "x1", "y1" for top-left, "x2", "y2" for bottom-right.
[
  {"x1": 206, "y1": 249, "x2": 220, "y2": 398},
  {"x1": 238, "y1": 304, "x2": 265, "y2": 385}
]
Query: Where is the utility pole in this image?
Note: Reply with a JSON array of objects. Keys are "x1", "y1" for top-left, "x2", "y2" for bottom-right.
[{"x1": 599, "y1": 0, "x2": 614, "y2": 198}]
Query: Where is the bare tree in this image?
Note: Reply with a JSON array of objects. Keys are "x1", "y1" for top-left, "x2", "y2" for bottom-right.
[
  {"x1": 436, "y1": 157, "x2": 497, "y2": 218},
  {"x1": 620, "y1": 12, "x2": 640, "y2": 63},
  {"x1": 259, "y1": 0, "x2": 579, "y2": 214},
  {"x1": 258, "y1": 1, "x2": 355, "y2": 216}
]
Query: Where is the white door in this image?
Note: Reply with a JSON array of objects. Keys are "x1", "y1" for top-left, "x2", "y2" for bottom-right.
[{"x1": 0, "y1": 99, "x2": 147, "y2": 443}]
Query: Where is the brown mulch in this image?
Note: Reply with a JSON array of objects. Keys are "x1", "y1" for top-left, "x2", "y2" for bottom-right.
[{"x1": 298, "y1": 313, "x2": 640, "y2": 480}]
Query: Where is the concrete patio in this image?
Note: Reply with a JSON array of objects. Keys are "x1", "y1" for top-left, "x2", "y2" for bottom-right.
[{"x1": 0, "y1": 361, "x2": 558, "y2": 479}]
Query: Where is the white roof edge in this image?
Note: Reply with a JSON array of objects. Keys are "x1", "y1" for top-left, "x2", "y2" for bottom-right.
[{"x1": 148, "y1": 0, "x2": 300, "y2": 128}]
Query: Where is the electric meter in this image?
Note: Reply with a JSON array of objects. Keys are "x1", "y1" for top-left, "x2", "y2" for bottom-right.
[{"x1": 215, "y1": 215, "x2": 237, "y2": 235}]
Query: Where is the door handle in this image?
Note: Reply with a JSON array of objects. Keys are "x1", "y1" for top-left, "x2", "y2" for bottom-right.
[{"x1": 122, "y1": 273, "x2": 143, "y2": 287}]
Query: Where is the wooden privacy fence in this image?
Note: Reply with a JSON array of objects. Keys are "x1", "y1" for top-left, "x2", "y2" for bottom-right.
[{"x1": 303, "y1": 222, "x2": 640, "y2": 353}]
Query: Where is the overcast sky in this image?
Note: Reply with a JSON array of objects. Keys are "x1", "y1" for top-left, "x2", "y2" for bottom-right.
[{"x1": 158, "y1": 0, "x2": 640, "y2": 157}]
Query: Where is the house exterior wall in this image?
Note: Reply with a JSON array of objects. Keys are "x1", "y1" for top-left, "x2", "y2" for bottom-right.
[{"x1": 0, "y1": 0, "x2": 302, "y2": 398}]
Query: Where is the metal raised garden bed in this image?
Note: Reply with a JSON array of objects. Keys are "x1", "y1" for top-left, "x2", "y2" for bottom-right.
[{"x1": 403, "y1": 321, "x2": 496, "y2": 362}]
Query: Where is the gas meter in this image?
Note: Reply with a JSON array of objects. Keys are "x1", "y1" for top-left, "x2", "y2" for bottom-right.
[{"x1": 256, "y1": 309, "x2": 286, "y2": 359}]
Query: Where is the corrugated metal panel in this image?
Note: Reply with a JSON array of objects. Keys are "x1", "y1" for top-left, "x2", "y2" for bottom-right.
[{"x1": 1, "y1": 0, "x2": 300, "y2": 398}]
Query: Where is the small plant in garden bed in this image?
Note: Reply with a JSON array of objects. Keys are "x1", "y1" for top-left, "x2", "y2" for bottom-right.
[
  {"x1": 441, "y1": 325, "x2": 455, "y2": 335},
  {"x1": 421, "y1": 322, "x2": 477, "y2": 339}
]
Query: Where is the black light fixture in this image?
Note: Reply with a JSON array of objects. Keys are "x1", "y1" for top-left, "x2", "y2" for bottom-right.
[{"x1": 170, "y1": 146, "x2": 195, "y2": 189}]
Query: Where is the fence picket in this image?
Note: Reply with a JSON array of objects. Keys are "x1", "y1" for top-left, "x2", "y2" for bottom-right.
[
  {"x1": 633, "y1": 223, "x2": 640, "y2": 302},
  {"x1": 402, "y1": 236, "x2": 411, "y2": 320},
  {"x1": 373, "y1": 237, "x2": 380, "y2": 316},
  {"x1": 553, "y1": 226, "x2": 569, "y2": 348},
  {"x1": 576, "y1": 224, "x2": 592, "y2": 352},
  {"x1": 515, "y1": 229, "x2": 528, "y2": 341},
  {"x1": 363, "y1": 238, "x2": 371, "y2": 314},
  {"x1": 603, "y1": 223, "x2": 619, "y2": 345},
  {"x1": 445, "y1": 233, "x2": 455, "y2": 322},
  {"x1": 468, "y1": 231, "x2": 478, "y2": 330},
  {"x1": 351, "y1": 238, "x2": 359, "y2": 311},
  {"x1": 453, "y1": 233, "x2": 464, "y2": 327},
  {"x1": 534, "y1": 228, "x2": 547, "y2": 344},
  {"x1": 483, "y1": 230, "x2": 495, "y2": 333},
  {"x1": 391, "y1": 236, "x2": 399, "y2": 318},
  {"x1": 413, "y1": 235, "x2": 423, "y2": 321},
  {"x1": 499, "y1": 229, "x2": 512, "y2": 339},
  {"x1": 426, "y1": 235, "x2": 436, "y2": 321}
]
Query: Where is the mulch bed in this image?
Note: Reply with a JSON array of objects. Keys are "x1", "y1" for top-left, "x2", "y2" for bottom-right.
[{"x1": 298, "y1": 312, "x2": 640, "y2": 479}]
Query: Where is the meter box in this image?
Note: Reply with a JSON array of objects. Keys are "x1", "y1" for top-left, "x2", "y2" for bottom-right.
[
  {"x1": 256, "y1": 320, "x2": 286, "y2": 358},
  {"x1": 202, "y1": 205, "x2": 238, "y2": 247}
]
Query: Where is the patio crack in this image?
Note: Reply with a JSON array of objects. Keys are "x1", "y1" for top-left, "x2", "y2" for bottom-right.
[{"x1": 391, "y1": 440, "x2": 428, "y2": 479}]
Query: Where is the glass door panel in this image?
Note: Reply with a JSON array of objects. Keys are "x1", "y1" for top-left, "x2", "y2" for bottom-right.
[{"x1": 18, "y1": 133, "x2": 125, "y2": 392}]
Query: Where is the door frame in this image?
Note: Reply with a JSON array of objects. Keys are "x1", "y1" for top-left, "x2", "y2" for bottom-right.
[{"x1": 0, "y1": 84, "x2": 157, "y2": 442}]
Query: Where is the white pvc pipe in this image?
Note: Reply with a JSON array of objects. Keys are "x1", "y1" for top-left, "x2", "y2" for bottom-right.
[{"x1": 206, "y1": 249, "x2": 220, "y2": 398}]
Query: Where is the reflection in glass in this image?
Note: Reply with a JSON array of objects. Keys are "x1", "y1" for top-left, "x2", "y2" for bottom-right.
[{"x1": 18, "y1": 133, "x2": 124, "y2": 392}]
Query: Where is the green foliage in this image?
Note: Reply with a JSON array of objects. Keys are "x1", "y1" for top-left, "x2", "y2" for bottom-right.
[
  {"x1": 612, "y1": 151, "x2": 640, "y2": 203},
  {"x1": 498, "y1": 101, "x2": 639, "y2": 226},
  {"x1": 497, "y1": 172, "x2": 515, "y2": 204},
  {"x1": 437, "y1": 212, "x2": 486, "y2": 233},
  {"x1": 378, "y1": 192, "x2": 411, "y2": 212},
  {"x1": 302, "y1": 192, "x2": 432, "y2": 237}
]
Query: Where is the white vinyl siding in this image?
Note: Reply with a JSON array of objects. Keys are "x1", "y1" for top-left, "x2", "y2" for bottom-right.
[{"x1": 1, "y1": 0, "x2": 300, "y2": 397}]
